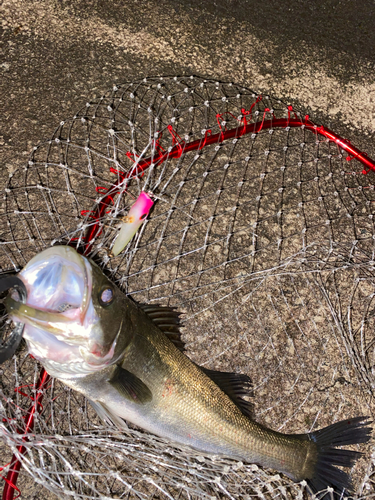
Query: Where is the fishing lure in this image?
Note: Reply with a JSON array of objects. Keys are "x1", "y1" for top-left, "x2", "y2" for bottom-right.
[{"x1": 111, "y1": 192, "x2": 154, "y2": 257}]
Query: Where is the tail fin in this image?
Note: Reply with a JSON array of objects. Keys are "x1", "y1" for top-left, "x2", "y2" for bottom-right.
[{"x1": 306, "y1": 416, "x2": 372, "y2": 498}]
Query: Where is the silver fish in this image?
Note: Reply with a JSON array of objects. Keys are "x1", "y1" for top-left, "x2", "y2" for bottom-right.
[{"x1": 5, "y1": 246, "x2": 372, "y2": 498}]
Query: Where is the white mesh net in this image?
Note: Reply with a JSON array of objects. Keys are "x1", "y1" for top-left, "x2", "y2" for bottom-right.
[{"x1": 0, "y1": 76, "x2": 374, "y2": 499}]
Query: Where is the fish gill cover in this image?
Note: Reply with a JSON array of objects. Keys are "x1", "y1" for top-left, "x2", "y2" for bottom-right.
[{"x1": 0, "y1": 76, "x2": 374, "y2": 499}]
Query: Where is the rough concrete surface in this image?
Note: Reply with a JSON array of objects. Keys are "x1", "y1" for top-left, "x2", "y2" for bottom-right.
[{"x1": 1, "y1": 1, "x2": 375, "y2": 499}]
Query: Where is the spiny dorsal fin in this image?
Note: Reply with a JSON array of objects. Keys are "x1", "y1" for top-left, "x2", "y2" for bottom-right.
[
  {"x1": 140, "y1": 304, "x2": 185, "y2": 351},
  {"x1": 108, "y1": 366, "x2": 152, "y2": 404},
  {"x1": 200, "y1": 367, "x2": 254, "y2": 418}
]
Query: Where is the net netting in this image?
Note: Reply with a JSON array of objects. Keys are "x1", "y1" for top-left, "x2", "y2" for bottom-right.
[{"x1": 0, "y1": 76, "x2": 374, "y2": 499}]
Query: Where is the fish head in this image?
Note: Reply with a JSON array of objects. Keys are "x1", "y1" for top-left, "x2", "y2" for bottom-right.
[{"x1": 5, "y1": 246, "x2": 131, "y2": 376}]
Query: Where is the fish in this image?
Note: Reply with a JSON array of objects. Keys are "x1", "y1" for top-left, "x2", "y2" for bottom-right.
[{"x1": 4, "y1": 245, "x2": 372, "y2": 498}]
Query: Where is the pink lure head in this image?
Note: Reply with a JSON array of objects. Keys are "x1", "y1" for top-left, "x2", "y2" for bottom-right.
[{"x1": 128, "y1": 192, "x2": 154, "y2": 221}]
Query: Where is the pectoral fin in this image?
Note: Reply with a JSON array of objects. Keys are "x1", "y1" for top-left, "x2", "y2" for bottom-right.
[{"x1": 108, "y1": 366, "x2": 152, "y2": 404}]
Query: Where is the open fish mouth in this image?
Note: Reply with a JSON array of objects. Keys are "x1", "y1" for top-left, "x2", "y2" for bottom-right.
[{"x1": 4, "y1": 246, "x2": 93, "y2": 341}]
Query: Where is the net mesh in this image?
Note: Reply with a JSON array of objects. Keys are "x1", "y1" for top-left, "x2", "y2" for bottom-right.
[{"x1": 0, "y1": 76, "x2": 374, "y2": 499}]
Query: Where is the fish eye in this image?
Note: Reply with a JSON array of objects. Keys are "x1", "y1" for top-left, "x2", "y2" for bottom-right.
[
  {"x1": 140, "y1": 213, "x2": 147, "y2": 220},
  {"x1": 99, "y1": 287, "x2": 114, "y2": 307}
]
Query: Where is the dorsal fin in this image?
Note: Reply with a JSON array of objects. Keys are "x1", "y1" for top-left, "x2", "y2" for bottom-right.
[
  {"x1": 140, "y1": 304, "x2": 185, "y2": 351},
  {"x1": 200, "y1": 367, "x2": 254, "y2": 418}
]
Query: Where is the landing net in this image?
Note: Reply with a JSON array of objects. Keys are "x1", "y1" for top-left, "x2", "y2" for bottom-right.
[{"x1": 0, "y1": 76, "x2": 374, "y2": 499}]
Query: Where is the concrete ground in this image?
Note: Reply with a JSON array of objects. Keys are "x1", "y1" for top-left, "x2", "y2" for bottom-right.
[
  {"x1": 2, "y1": 0, "x2": 375, "y2": 181},
  {"x1": 1, "y1": 1, "x2": 375, "y2": 498}
]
